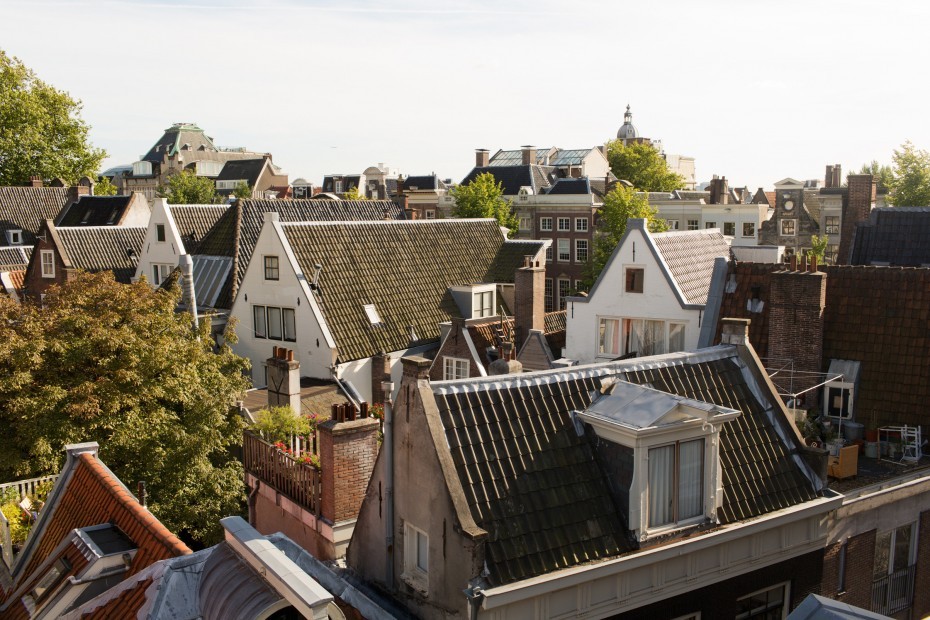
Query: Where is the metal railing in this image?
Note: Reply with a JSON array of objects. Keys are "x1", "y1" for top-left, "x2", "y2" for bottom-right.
[
  {"x1": 242, "y1": 431, "x2": 321, "y2": 516},
  {"x1": 0, "y1": 474, "x2": 58, "y2": 501},
  {"x1": 872, "y1": 564, "x2": 916, "y2": 616}
]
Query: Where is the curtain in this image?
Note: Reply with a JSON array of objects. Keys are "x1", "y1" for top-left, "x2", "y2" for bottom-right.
[
  {"x1": 648, "y1": 445, "x2": 674, "y2": 527},
  {"x1": 678, "y1": 440, "x2": 704, "y2": 519},
  {"x1": 599, "y1": 319, "x2": 621, "y2": 355}
]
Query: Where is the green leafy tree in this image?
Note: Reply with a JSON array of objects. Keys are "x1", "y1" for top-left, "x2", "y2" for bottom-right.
[
  {"x1": 808, "y1": 234, "x2": 829, "y2": 264},
  {"x1": 852, "y1": 160, "x2": 894, "y2": 194},
  {"x1": 160, "y1": 169, "x2": 218, "y2": 204},
  {"x1": 94, "y1": 176, "x2": 118, "y2": 196},
  {"x1": 0, "y1": 272, "x2": 250, "y2": 544},
  {"x1": 231, "y1": 180, "x2": 252, "y2": 200},
  {"x1": 583, "y1": 186, "x2": 668, "y2": 288},
  {"x1": 604, "y1": 140, "x2": 684, "y2": 191},
  {"x1": 888, "y1": 141, "x2": 930, "y2": 206},
  {"x1": 0, "y1": 50, "x2": 106, "y2": 186},
  {"x1": 450, "y1": 172, "x2": 518, "y2": 237},
  {"x1": 343, "y1": 185, "x2": 367, "y2": 200}
]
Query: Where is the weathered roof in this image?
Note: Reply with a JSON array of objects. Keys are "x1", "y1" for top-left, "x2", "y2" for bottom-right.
[
  {"x1": 652, "y1": 228, "x2": 730, "y2": 304},
  {"x1": 0, "y1": 246, "x2": 31, "y2": 271},
  {"x1": 169, "y1": 204, "x2": 229, "y2": 254},
  {"x1": 56, "y1": 195, "x2": 134, "y2": 226},
  {"x1": 430, "y1": 345, "x2": 818, "y2": 585},
  {"x1": 403, "y1": 175, "x2": 447, "y2": 191},
  {"x1": 142, "y1": 123, "x2": 217, "y2": 162},
  {"x1": 467, "y1": 310, "x2": 568, "y2": 368},
  {"x1": 281, "y1": 219, "x2": 545, "y2": 362},
  {"x1": 215, "y1": 158, "x2": 267, "y2": 184},
  {"x1": 56, "y1": 226, "x2": 146, "y2": 283},
  {"x1": 0, "y1": 186, "x2": 72, "y2": 243},
  {"x1": 196, "y1": 198, "x2": 405, "y2": 309},
  {"x1": 850, "y1": 207, "x2": 930, "y2": 266},
  {"x1": 545, "y1": 178, "x2": 591, "y2": 195},
  {"x1": 460, "y1": 165, "x2": 555, "y2": 196}
]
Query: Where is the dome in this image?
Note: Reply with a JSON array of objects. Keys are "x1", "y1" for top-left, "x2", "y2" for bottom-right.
[{"x1": 616, "y1": 104, "x2": 638, "y2": 140}]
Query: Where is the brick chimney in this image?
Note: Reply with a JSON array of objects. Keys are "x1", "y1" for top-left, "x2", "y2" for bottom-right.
[
  {"x1": 401, "y1": 355, "x2": 432, "y2": 383},
  {"x1": 837, "y1": 174, "x2": 876, "y2": 265},
  {"x1": 521, "y1": 145, "x2": 537, "y2": 166},
  {"x1": 266, "y1": 346, "x2": 301, "y2": 413},
  {"x1": 709, "y1": 175, "x2": 729, "y2": 205},
  {"x1": 513, "y1": 255, "x2": 545, "y2": 349},
  {"x1": 66, "y1": 182, "x2": 91, "y2": 205},
  {"x1": 720, "y1": 317, "x2": 750, "y2": 345},
  {"x1": 29, "y1": 176, "x2": 43, "y2": 188},
  {"x1": 370, "y1": 352, "x2": 390, "y2": 404},
  {"x1": 475, "y1": 149, "x2": 489, "y2": 168},
  {"x1": 824, "y1": 164, "x2": 842, "y2": 189},
  {"x1": 767, "y1": 263, "x2": 826, "y2": 375},
  {"x1": 319, "y1": 402, "x2": 380, "y2": 524}
]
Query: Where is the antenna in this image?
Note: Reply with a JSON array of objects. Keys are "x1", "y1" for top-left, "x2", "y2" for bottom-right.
[{"x1": 310, "y1": 263, "x2": 323, "y2": 290}]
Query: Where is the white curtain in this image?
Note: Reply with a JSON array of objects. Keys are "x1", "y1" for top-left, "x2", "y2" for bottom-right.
[
  {"x1": 648, "y1": 445, "x2": 674, "y2": 527},
  {"x1": 678, "y1": 440, "x2": 704, "y2": 520},
  {"x1": 599, "y1": 319, "x2": 621, "y2": 355}
]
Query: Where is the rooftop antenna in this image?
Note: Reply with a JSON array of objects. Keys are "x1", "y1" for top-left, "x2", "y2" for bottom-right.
[{"x1": 310, "y1": 263, "x2": 323, "y2": 290}]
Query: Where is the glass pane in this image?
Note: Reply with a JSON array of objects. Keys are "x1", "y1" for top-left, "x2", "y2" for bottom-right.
[
  {"x1": 267, "y1": 307, "x2": 282, "y2": 340},
  {"x1": 624, "y1": 319, "x2": 644, "y2": 355},
  {"x1": 669, "y1": 323, "x2": 685, "y2": 352},
  {"x1": 283, "y1": 308, "x2": 296, "y2": 341},
  {"x1": 893, "y1": 524, "x2": 913, "y2": 571},
  {"x1": 599, "y1": 319, "x2": 620, "y2": 355},
  {"x1": 253, "y1": 306, "x2": 266, "y2": 338},
  {"x1": 678, "y1": 440, "x2": 704, "y2": 519},
  {"x1": 642, "y1": 320, "x2": 665, "y2": 355},
  {"x1": 648, "y1": 445, "x2": 674, "y2": 527},
  {"x1": 417, "y1": 531, "x2": 428, "y2": 571},
  {"x1": 874, "y1": 530, "x2": 892, "y2": 578}
]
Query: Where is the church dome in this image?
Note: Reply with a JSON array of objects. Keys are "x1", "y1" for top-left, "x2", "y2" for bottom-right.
[{"x1": 616, "y1": 104, "x2": 638, "y2": 140}]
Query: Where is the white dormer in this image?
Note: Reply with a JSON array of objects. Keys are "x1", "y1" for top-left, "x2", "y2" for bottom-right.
[
  {"x1": 132, "y1": 160, "x2": 152, "y2": 176},
  {"x1": 449, "y1": 284, "x2": 497, "y2": 319},
  {"x1": 578, "y1": 380, "x2": 739, "y2": 542},
  {"x1": 5, "y1": 229, "x2": 22, "y2": 245}
]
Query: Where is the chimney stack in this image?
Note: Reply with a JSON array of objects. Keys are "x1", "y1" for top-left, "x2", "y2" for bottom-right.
[
  {"x1": 720, "y1": 318, "x2": 750, "y2": 346},
  {"x1": 521, "y1": 145, "x2": 537, "y2": 166},
  {"x1": 837, "y1": 174, "x2": 877, "y2": 264},
  {"x1": 709, "y1": 175, "x2": 730, "y2": 205},
  {"x1": 30, "y1": 176, "x2": 43, "y2": 188},
  {"x1": 318, "y1": 403, "x2": 380, "y2": 524},
  {"x1": 767, "y1": 267, "x2": 826, "y2": 376},
  {"x1": 513, "y1": 255, "x2": 545, "y2": 349},
  {"x1": 266, "y1": 346, "x2": 301, "y2": 413},
  {"x1": 476, "y1": 149, "x2": 489, "y2": 168}
]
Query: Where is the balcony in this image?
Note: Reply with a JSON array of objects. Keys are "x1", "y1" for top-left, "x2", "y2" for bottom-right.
[
  {"x1": 872, "y1": 564, "x2": 916, "y2": 616},
  {"x1": 242, "y1": 431, "x2": 321, "y2": 516}
]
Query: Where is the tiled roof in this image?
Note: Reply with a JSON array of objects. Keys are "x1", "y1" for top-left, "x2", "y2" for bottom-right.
[
  {"x1": 281, "y1": 219, "x2": 545, "y2": 362},
  {"x1": 142, "y1": 123, "x2": 217, "y2": 162},
  {"x1": 850, "y1": 207, "x2": 930, "y2": 266},
  {"x1": 0, "y1": 186, "x2": 71, "y2": 243},
  {"x1": 169, "y1": 204, "x2": 229, "y2": 254},
  {"x1": 467, "y1": 310, "x2": 567, "y2": 367},
  {"x1": 56, "y1": 195, "x2": 133, "y2": 226},
  {"x1": 545, "y1": 178, "x2": 591, "y2": 195},
  {"x1": 0, "y1": 246, "x2": 31, "y2": 271},
  {"x1": 460, "y1": 165, "x2": 555, "y2": 196},
  {"x1": 195, "y1": 198, "x2": 405, "y2": 309},
  {"x1": 56, "y1": 226, "x2": 146, "y2": 283},
  {"x1": 430, "y1": 345, "x2": 818, "y2": 585},
  {"x1": 714, "y1": 262, "x2": 782, "y2": 359},
  {"x1": 216, "y1": 158, "x2": 267, "y2": 184},
  {"x1": 803, "y1": 189, "x2": 822, "y2": 226},
  {"x1": 652, "y1": 228, "x2": 730, "y2": 304}
]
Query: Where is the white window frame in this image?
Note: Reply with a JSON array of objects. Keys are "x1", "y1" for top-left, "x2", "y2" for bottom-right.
[
  {"x1": 425, "y1": 209, "x2": 436, "y2": 220},
  {"x1": 443, "y1": 357, "x2": 469, "y2": 380},
  {"x1": 781, "y1": 219, "x2": 797, "y2": 236},
  {"x1": 824, "y1": 215, "x2": 839, "y2": 235},
  {"x1": 667, "y1": 219, "x2": 679, "y2": 230},
  {"x1": 40, "y1": 250, "x2": 55, "y2": 278},
  {"x1": 742, "y1": 222, "x2": 756, "y2": 237},
  {"x1": 687, "y1": 219, "x2": 699, "y2": 230},
  {"x1": 557, "y1": 278, "x2": 571, "y2": 310},
  {"x1": 544, "y1": 278, "x2": 553, "y2": 312},
  {"x1": 518, "y1": 216, "x2": 531, "y2": 231},
  {"x1": 557, "y1": 238, "x2": 570, "y2": 262},
  {"x1": 575, "y1": 217, "x2": 588, "y2": 232},
  {"x1": 625, "y1": 267, "x2": 644, "y2": 293},
  {"x1": 557, "y1": 217, "x2": 571, "y2": 232},
  {"x1": 473, "y1": 290, "x2": 494, "y2": 318},
  {"x1": 597, "y1": 317, "x2": 686, "y2": 358},
  {"x1": 152, "y1": 263, "x2": 172, "y2": 285},
  {"x1": 705, "y1": 221, "x2": 716, "y2": 230},
  {"x1": 252, "y1": 304, "x2": 296, "y2": 342},
  {"x1": 575, "y1": 238, "x2": 588, "y2": 263},
  {"x1": 735, "y1": 581, "x2": 790, "y2": 620},
  {"x1": 6, "y1": 229, "x2": 22, "y2": 245},
  {"x1": 403, "y1": 522, "x2": 429, "y2": 593},
  {"x1": 539, "y1": 217, "x2": 553, "y2": 232},
  {"x1": 647, "y1": 439, "x2": 705, "y2": 529},
  {"x1": 542, "y1": 238, "x2": 552, "y2": 262},
  {"x1": 263, "y1": 255, "x2": 279, "y2": 281},
  {"x1": 156, "y1": 224, "x2": 166, "y2": 243},
  {"x1": 723, "y1": 222, "x2": 736, "y2": 236}
]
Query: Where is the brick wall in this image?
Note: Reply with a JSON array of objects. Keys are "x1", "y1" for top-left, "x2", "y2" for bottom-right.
[
  {"x1": 514, "y1": 259, "x2": 545, "y2": 348},
  {"x1": 838, "y1": 174, "x2": 876, "y2": 265},
  {"x1": 821, "y1": 529, "x2": 876, "y2": 610},
  {"x1": 319, "y1": 413, "x2": 381, "y2": 524},
  {"x1": 370, "y1": 352, "x2": 390, "y2": 405},
  {"x1": 768, "y1": 267, "x2": 827, "y2": 375},
  {"x1": 428, "y1": 319, "x2": 483, "y2": 381},
  {"x1": 23, "y1": 234, "x2": 71, "y2": 302}
]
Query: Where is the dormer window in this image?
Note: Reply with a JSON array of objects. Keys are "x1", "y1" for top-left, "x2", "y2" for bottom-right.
[
  {"x1": 474, "y1": 290, "x2": 493, "y2": 318},
  {"x1": 5, "y1": 229, "x2": 22, "y2": 245},
  {"x1": 40, "y1": 250, "x2": 55, "y2": 278},
  {"x1": 156, "y1": 224, "x2": 166, "y2": 242},
  {"x1": 648, "y1": 439, "x2": 704, "y2": 528}
]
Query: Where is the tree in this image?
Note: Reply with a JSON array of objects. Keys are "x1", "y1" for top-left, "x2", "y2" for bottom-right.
[
  {"x1": 583, "y1": 186, "x2": 668, "y2": 288},
  {"x1": 0, "y1": 272, "x2": 250, "y2": 545},
  {"x1": 231, "y1": 180, "x2": 252, "y2": 200},
  {"x1": 888, "y1": 141, "x2": 930, "y2": 207},
  {"x1": 852, "y1": 160, "x2": 893, "y2": 194},
  {"x1": 343, "y1": 185, "x2": 367, "y2": 200},
  {"x1": 808, "y1": 234, "x2": 829, "y2": 264},
  {"x1": 0, "y1": 50, "x2": 106, "y2": 186},
  {"x1": 94, "y1": 176, "x2": 118, "y2": 196},
  {"x1": 160, "y1": 169, "x2": 218, "y2": 204},
  {"x1": 450, "y1": 172, "x2": 518, "y2": 237},
  {"x1": 604, "y1": 140, "x2": 684, "y2": 192}
]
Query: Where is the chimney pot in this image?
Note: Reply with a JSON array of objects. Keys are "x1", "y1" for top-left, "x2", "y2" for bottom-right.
[
  {"x1": 287, "y1": 349, "x2": 294, "y2": 362},
  {"x1": 790, "y1": 255, "x2": 798, "y2": 271}
]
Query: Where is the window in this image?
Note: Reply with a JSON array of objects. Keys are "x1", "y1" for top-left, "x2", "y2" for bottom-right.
[
  {"x1": 40, "y1": 250, "x2": 55, "y2": 278},
  {"x1": 152, "y1": 263, "x2": 172, "y2": 285},
  {"x1": 443, "y1": 357, "x2": 469, "y2": 380},
  {"x1": 873, "y1": 523, "x2": 917, "y2": 614},
  {"x1": 781, "y1": 219, "x2": 796, "y2": 236},
  {"x1": 723, "y1": 222, "x2": 736, "y2": 236},
  {"x1": 30, "y1": 557, "x2": 71, "y2": 603},
  {"x1": 667, "y1": 219, "x2": 679, "y2": 230},
  {"x1": 403, "y1": 522, "x2": 429, "y2": 592},
  {"x1": 474, "y1": 290, "x2": 494, "y2": 318},
  {"x1": 425, "y1": 209, "x2": 435, "y2": 219},
  {"x1": 557, "y1": 238, "x2": 570, "y2": 262},
  {"x1": 742, "y1": 222, "x2": 756, "y2": 237},
  {"x1": 687, "y1": 219, "x2": 699, "y2": 230},
  {"x1": 334, "y1": 180, "x2": 344, "y2": 193},
  {"x1": 543, "y1": 238, "x2": 553, "y2": 262},
  {"x1": 735, "y1": 582, "x2": 789, "y2": 619},
  {"x1": 575, "y1": 239, "x2": 589, "y2": 263},
  {"x1": 544, "y1": 278, "x2": 553, "y2": 312},
  {"x1": 825, "y1": 215, "x2": 840, "y2": 235},
  {"x1": 705, "y1": 221, "x2": 716, "y2": 230},
  {"x1": 625, "y1": 267, "x2": 644, "y2": 293},
  {"x1": 264, "y1": 256, "x2": 279, "y2": 280},
  {"x1": 156, "y1": 224, "x2": 166, "y2": 242},
  {"x1": 364, "y1": 304, "x2": 381, "y2": 325},
  {"x1": 598, "y1": 318, "x2": 686, "y2": 357},
  {"x1": 575, "y1": 217, "x2": 589, "y2": 232},
  {"x1": 5, "y1": 229, "x2": 22, "y2": 245},
  {"x1": 539, "y1": 217, "x2": 553, "y2": 231},
  {"x1": 558, "y1": 278, "x2": 570, "y2": 310},
  {"x1": 518, "y1": 216, "x2": 531, "y2": 230},
  {"x1": 557, "y1": 217, "x2": 571, "y2": 232},
  {"x1": 253, "y1": 305, "x2": 295, "y2": 341},
  {"x1": 648, "y1": 439, "x2": 704, "y2": 528}
]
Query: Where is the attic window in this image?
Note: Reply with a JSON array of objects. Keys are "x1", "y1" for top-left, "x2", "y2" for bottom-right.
[
  {"x1": 625, "y1": 267, "x2": 644, "y2": 293},
  {"x1": 364, "y1": 304, "x2": 381, "y2": 325},
  {"x1": 5, "y1": 229, "x2": 22, "y2": 245},
  {"x1": 30, "y1": 557, "x2": 71, "y2": 602}
]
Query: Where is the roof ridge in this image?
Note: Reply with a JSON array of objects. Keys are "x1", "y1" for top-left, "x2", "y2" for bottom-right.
[{"x1": 278, "y1": 218, "x2": 499, "y2": 228}]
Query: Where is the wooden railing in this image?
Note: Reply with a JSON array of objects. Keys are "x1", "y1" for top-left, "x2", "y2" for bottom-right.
[
  {"x1": 872, "y1": 563, "x2": 916, "y2": 616},
  {"x1": 243, "y1": 431, "x2": 321, "y2": 516}
]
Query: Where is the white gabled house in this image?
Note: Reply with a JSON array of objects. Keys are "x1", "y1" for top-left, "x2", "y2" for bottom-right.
[{"x1": 564, "y1": 218, "x2": 730, "y2": 364}]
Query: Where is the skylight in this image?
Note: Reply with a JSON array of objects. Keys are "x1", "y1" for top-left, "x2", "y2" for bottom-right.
[{"x1": 364, "y1": 304, "x2": 381, "y2": 325}]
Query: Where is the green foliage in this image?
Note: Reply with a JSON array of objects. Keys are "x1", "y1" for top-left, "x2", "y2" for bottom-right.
[
  {"x1": 604, "y1": 140, "x2": 684, "y2": 192},
  {"x1": 1, "y1": 502, "x2": 29, "y2": 545},
  {"x1": 0, "y1": 272, "x2": 251, "y2": 545},
  {"x1": 889, "y1": 141, "x2": 930, "y2": 207},
  {"x1": 583, "y1": 186, "x2": 668, "y2": 288},
  {"x1": 450, "y1": 172, "x2": 518, "y2": 237},
  {"x1": 160, "y1": 170, "x2": 218, "y2": 204},
  {"x1": 0, "y1": 50, "x2": 107, "y2": 186},
  {"x1": 343, "y1": 185, "x2": 367, "y2": 200},
  {"x1": 250, "y1": 406, "x2": 318, "y2": 443},
  {"x1": 231, "y1": 180, "x2": 252, "y2": 200},
  {"x1": 94, "y1": 176, "x2": 118, "y2": 196},
  {"x1": 853, "y1": 160, "x2": 894, "y2": 194},
  {"x1": 808, "y1": 235, "x2": 829, "y2": 263}
]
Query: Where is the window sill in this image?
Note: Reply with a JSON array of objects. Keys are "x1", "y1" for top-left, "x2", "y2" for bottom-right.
[{"x1": 401, "y1": 570, "x2": 428, "y2": 596}]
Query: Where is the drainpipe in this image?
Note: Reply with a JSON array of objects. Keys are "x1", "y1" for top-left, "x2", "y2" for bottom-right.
[{"x1": 383, "y1": 380, "x2": 395, "y2": 592}]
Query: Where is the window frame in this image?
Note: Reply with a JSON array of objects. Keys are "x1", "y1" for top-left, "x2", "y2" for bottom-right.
[
  {"x1": 264, "y1": 255, "x2": 280, "y2": 281},
  {"x1": 518, "y1": 216, "x2": 531, "y2": 231},
  {"x1": 252, "y1": 304, "x2": 295, "y2": 341},
  {"x1": 824, "y1": 215, "x2": 840, "y2": 235},
  {"x1": 425, "y1": 209, "x2": 436, "y2": 219},
  {"x1": 625, "y1": 267, "x2": 644, "y2": 293},
  {"x1": 473, "y1": 290, "x2": 494, "y2": 318},
  {"x1": 647, "y1": 438, "x2": 705, "y2": 529},
  {"x1": 735, "y1": 581, "x2": 790, "y2": 620},
  {"x1": 557, "y1": 217, "x2": 571, "y2": 232},
  {"x1": 443, "y1": 356, "x2": 470, "y2": 380},
  {"x1": 253, "y1": 305, "x2": 267, "y2": 339},
  {"x1": 156, "y1": 223, "x2": 166, "y2": 242},
  {"x1": 780, "y1": 218, "x2": 797, "y2": 236},
  {"x1": 542, "y1": 238, "x2": 553, "y2": 262},
  {"x1": 402, "y1": 521, "x2": 429, "y2": 593},
  {"x1": 557, "y1": 238, "x2": 570, "y2": 262},
  {"x1": 539, "y1": 217, "x2": 553, "y2": 232},
  {"x1": 723, "y1": 222, "x2": 736, "y2": 236},
  {"x1": 742, "y1": 222, "x2": 756, "y2": 237},
  {"x1": 705, "y1": 221, "x2": 716, "y2": 230},
  {"x1": 667, "y1": 219, "x2": 679, "y2": 230},
  {"x1": 152, "y1": 263, "x2": 172, "y2": 285},
  {"x1": 575, "y1": 238, "x2": 589, "y2": 263},
  {"x1": 40, "y1": 250, "x2": 55, "y2": 278},
  {"x1": 544, "y1": 278, "x2": 553, "y2": 312},
  {"x1": 598, "y1": 317, "x2": 686, "y2": 358},
  {"x1": 575, "y1": 217, "x2": 589, "y2": 232},
  {"x1": 557, "y1": 278, "x2": 571, "y2": 310},
  {"x1": 687, "y1": 219, "x2": 699, "y2": 231}
]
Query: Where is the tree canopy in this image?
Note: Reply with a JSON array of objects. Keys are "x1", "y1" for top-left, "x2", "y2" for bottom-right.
[
  {"x1": 93, "y1": 176, "x2": 118, "y2": 196},
  {"x1": 0, "y1": 50, "x2": 106, "y2": 186},
  {"x1": 450, "y1": 172, "x2": 518, "y2": 236},
  {"x1": 0, "y1": 272, "x2": 250, "y2": 544},
  {"x1": 161, "y1": 169, "x2": 218, "y2": 204},
  {"x1": 583, "y1": 186, "x2": 668, "y2": 288},
  {"x1": 888, "y1": 141, "x2": 930, "y2": 207},
  {"x1": 604, "y1": 140, "x2": 684, "y2": 192},
  {"x1": 343, "y1": 185, "x2": 367, "y2": 200},
  {"x1": 231, "y1": 180, "x2": 252, "y2": 200},
  {"x1": 852, "y1": 160, "x2": 893, "y2": 194}
]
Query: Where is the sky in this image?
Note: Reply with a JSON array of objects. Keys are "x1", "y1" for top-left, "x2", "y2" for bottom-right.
[{"x1": 1, "y1": 0, "x2": 928, "y2": 192}]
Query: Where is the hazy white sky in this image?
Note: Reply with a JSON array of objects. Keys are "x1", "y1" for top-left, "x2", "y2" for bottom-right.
[{"x1": 1, "y1": 0, "x2": 927, "y2": 191}]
